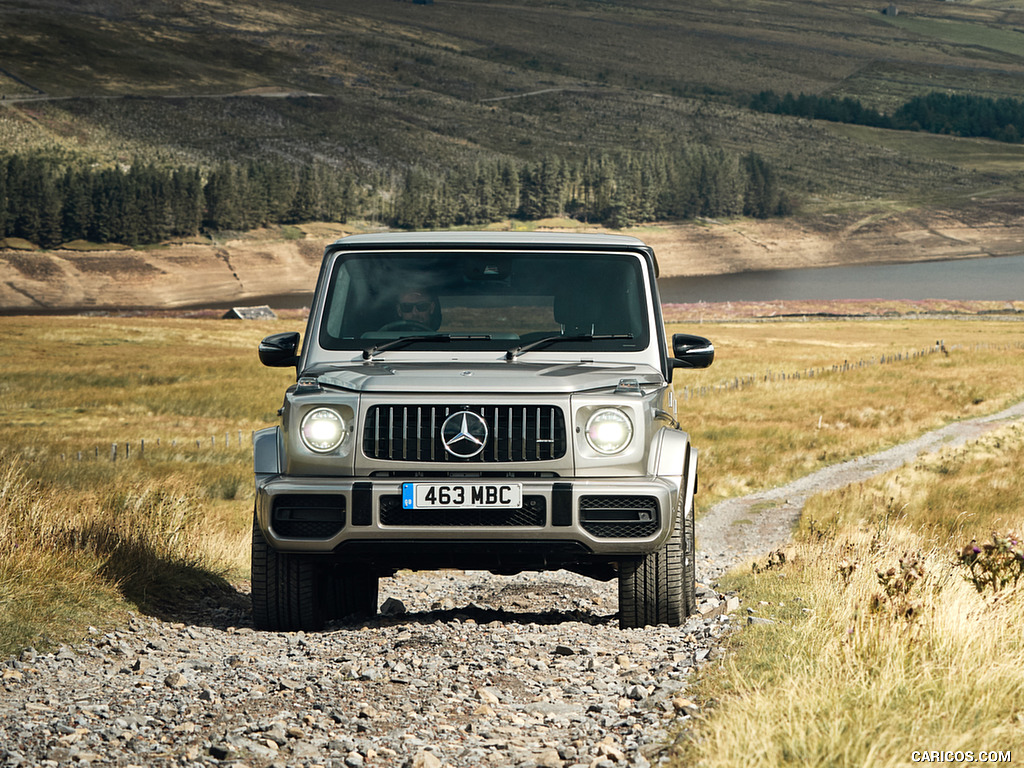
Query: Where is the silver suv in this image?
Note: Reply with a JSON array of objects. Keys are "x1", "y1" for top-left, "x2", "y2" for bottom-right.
[{"x1": 252, "y1": 232, "x2": 713, "y2": 630}]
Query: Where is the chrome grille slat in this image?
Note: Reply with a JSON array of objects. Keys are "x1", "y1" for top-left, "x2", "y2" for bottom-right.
[
  {"x1": 387, "y1": 406, "x2": 394, "y2": 460},
  {"x1": 521, "y1": 406, "x2": 527, "y2": 460},
  {"x1": 535, "y1": 406, "x2": 541, "y2": 451},
  {"x1": 363, "y1": 404, "x2": 566, "y2": 462},
  {"x1": 399, "y1": 405, "x2": 407, "y2": 460}
]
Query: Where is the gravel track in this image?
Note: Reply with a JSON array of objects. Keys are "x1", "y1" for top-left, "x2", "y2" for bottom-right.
[
  {"x1": 696, "y1": 399, "x2": 1024, "y2": 582},
  {"x1": 3, "y1": 402, "x2": 1023, "y2": 768}
]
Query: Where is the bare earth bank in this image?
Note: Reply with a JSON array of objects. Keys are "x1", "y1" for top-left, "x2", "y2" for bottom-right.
[{"x1": 1, "y1": 206, "x2": 1022, "y2": 312}]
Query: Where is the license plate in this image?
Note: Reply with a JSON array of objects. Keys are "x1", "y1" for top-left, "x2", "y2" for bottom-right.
[{"x1": 402, "y1": 482, "x2": 523, "y2": 509}]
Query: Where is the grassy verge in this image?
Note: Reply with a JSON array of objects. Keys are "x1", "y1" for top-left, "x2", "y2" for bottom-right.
[
  {"x1": 0, "y1": 460, "x2": 228, "y2": 651},
  {"x1": 0, "y1": 315, "x2": 299, "y2": 655},
  {"x1": 674, "y1": 421, "x2": 1024, "y2": 764}
]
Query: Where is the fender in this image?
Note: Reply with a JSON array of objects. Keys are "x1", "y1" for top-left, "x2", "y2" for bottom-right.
[
  {"x1": 253, "y1": 426, "x2": 282, "y2": 480},
  {"x1": 683, "y1": 444, "x2": 699, "y2": 526},
  {"x1": 648, "y1": 426, "x2": 693, "y2": 522}
]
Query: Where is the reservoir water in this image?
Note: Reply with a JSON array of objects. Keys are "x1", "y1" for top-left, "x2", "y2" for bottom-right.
[
  {"x1": 657, "y1": 254, "x2": 1024, "y2": 303},
  {"x1": 157, "y1": 253, "x2": 1024, "y2": 313}
]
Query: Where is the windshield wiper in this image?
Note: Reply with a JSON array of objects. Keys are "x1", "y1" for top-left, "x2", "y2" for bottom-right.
[
  {"x1": 505, "y1": 333, "x2": 634, "y2": 361},
  {"x1": 363, "y1": 334, "x2": 492, "y2": 360}
]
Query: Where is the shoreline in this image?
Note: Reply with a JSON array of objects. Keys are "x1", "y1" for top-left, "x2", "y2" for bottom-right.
[
  {"x1": 661, "y1": 298, "x2": 1024, "y2": 323},
  {"x1": 4, "y1": 297, "x2": 1022, "y2": 323},
  {"x1": 2, "y1": 210, "x2": 1023, "y2": 317}
]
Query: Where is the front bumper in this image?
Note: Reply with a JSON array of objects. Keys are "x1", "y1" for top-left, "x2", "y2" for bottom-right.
[{"x1": 255, "y1": 476, "x2": 680, "y2": 561}]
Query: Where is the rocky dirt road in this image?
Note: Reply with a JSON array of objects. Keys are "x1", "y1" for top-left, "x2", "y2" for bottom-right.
[
  {"x1": 3, "y1": 402, "x2": 1023, "y2": 768},
  {"x1": 0, "y1": 571, "x2": 732, "y2": 768}
]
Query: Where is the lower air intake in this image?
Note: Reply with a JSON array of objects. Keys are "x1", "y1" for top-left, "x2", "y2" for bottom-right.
[
  {"x1": 271, "y1": 494, "x2": 346, "y2": 539},
  {"x1": 579, "y1": 495, "x2": 659, "y2": 539}
]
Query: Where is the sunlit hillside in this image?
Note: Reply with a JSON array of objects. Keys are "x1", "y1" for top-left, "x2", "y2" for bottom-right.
[{"x1": 1, "y1": 0, "x2": 1023, "y2": 219}]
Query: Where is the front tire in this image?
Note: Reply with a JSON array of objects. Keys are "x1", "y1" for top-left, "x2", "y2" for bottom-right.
[
  {"x1": 682, "y1": 488, "x2": 697, "y2": 618},
  {"x1": 251, "y1": 515, "x2": 379, "y2": 631},
  {"x1": 251, "y1": 515, "x2": 323, "y2": 631},
  {"x1": 618, "y1": 497, "x2": 693, "y2": 629}
]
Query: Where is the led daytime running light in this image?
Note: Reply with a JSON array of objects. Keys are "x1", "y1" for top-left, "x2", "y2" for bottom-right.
[
  {"x1": 585, "y1": 408, "x2": 633, "y2": 455},
  {"x1": 300, "y1": 408, "x2": 346, "y2": 453}
]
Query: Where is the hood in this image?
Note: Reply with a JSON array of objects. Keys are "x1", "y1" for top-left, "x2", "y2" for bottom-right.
[{"x1": 314, "y1": 361, "x2": 665, "y2": 395}]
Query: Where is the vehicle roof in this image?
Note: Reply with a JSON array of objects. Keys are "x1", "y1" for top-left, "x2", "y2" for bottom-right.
[
  {"x1": 332, "y1": 231, "x2": 647, "y2": 247},
  {"x1": 326, "y1": 231, "x2": 658, "y2": 274}
]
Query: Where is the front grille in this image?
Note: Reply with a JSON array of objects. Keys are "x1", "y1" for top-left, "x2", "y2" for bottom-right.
[
  {"x1": 363, "y1": 405, "x2": 566, "y2": 463},
  {"x1": 580, "y1": 495, "x2": 659, "y2": 539},
  {"x1": 271, "y1": 494, "x2": 346, "y2": 539},
  {"x1": 379, "y1": 494, "x2": 546, "y2": 527}
]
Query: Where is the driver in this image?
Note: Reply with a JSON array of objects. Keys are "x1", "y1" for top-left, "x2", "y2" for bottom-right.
[
  {"x1": 395, "y1": 290, "x2": 436, "y2": 327},
  {"x1": 377, "y1": 289, "x2": 441, "y2": 332}
]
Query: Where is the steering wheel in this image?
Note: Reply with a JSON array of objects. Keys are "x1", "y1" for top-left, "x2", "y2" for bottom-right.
[{"x1": 379, "y1": 320, "x2": 435, "y2": 332}]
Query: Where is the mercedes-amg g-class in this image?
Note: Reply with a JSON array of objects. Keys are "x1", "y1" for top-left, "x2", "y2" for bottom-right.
[{"x1": 253, "y1": 232, "x2": 713, "y2": 630}]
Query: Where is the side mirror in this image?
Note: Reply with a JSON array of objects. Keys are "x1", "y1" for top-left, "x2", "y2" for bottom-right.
[
  {"x1": 259, "y1": 332, "x2": 301, "y2": 368},
  {"x1": 671, "y1": 333, "x2": 715, "y2": 371}
]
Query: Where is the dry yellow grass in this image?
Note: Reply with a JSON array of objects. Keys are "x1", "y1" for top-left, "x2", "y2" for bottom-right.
[
  {"x1": 0, "y1": 315, "x2": 299, "y2": 654},
  {"x1": 0, "y1": 458, "x2": 222, "y2": 651},
  {"x1": 670, "y1": 319, "x2": 1024, "y2": 509},
  {"x1": 674, "y1": 423, "x2": 1024, "y2": 765}
]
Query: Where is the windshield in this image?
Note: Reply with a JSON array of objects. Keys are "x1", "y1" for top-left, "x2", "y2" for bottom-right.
[{"x1": 318, "y1": 250, "x2": 650, "y2": 354}]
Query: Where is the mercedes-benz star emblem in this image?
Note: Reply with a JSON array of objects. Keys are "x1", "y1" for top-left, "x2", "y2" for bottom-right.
[{"x1": 441, "y1": 411, "x2": 489, "y2": 458}]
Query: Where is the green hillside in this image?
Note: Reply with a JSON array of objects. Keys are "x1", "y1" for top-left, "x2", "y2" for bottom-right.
[{"x1": 2, "y1": 0, "x2": 1024, "y2": 222}]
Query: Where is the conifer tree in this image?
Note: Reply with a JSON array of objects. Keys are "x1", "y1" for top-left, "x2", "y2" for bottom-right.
[
  {"x1": 37, "y1": 171, "x2": 63, "y2": 249},
  {"x1": 288, "y1": 164, "x2": 320, "y2": 224},
  {"x1": 172, "y1": 167, "x2": 204, "y2": 237},
  {"x1": 9, "y1": 156, "x2": 43, "y2": 243},
  {"x1": 498, "y1": 161, "x2": 520, "y2": 219},
  {"x1": 204, "y1": 165, "x2": 240, "y2": 230},
  {"x1": 0, "y1": 159, "x2": 9, "y2": 238},
  {"x1": 62, "y1": 168, "x2": 93, "y2": 242}
]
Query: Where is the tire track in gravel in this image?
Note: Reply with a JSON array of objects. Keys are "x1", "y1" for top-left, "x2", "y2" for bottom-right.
[{"x1": 695, "y1": 399, "x2": 1024, "y2": 584}]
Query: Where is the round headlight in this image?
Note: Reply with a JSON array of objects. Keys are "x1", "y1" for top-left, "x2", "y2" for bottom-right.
[
  {"x1": 585, "y1": 408, "x2": 633, "y2": 455},
  {"x1": 300, "y1": 408, "x2": 346, "y2": 453}
]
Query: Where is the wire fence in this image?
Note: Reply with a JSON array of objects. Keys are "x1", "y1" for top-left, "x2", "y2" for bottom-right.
[
  {"x1": 56, "y1": 430, "x2": 255, "y2": 463},
  {"x1": 679, "y1": 340, "x2": 1024, "y2": 401}
]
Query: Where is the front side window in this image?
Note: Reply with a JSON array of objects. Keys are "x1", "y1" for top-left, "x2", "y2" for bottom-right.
[{"x1": 319, "y1": 251, "x2": 650, "y2": 354}]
